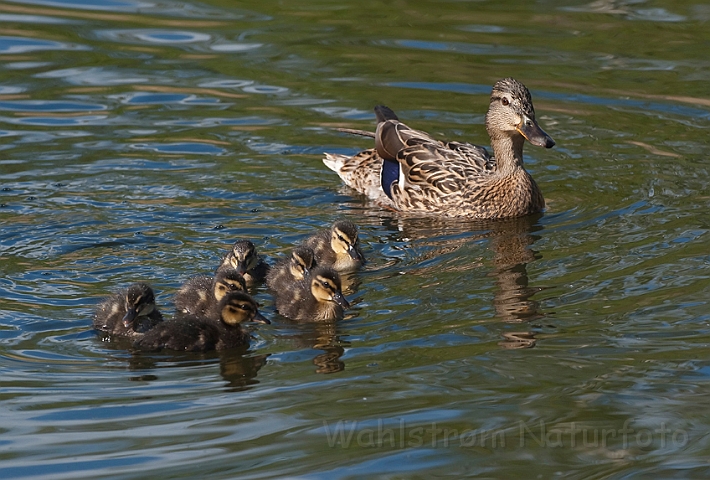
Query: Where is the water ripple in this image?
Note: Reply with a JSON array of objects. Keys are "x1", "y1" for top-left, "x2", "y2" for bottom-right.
[
  {"x1": 0, "y1": 100, "x2": 107, "y2": 112},
  {"x1": 97, "y1": 29, "x2": 212, "y2": 45},
  {"x1": 0, "y1": 36, "x2": 89, "y2": 54}
]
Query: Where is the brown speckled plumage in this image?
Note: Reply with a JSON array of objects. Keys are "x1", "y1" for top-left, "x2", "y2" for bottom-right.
[
  {"x1": 273, "y1": 266, "x2": 350, "y2": 322},
  {"x1": 300, "y1": 220, "x2": 365, "y2": 272},
  {"x1": 134, "y1": 291, "x2": 269, "y2": 352},
  {"x1": 323, "y1": 78, "x2": 554, "y2": 219},
  {"x1": 174, "y1": 268, "x2": 247, "y2": 317},
  {"x1": 266, "y1": 246, "x2": 315, "y2": 292},
  {"x1": 93, "y1": 283, "x2": 163, "y2": 339},
  {"x1": 217, "y1": 239, "x2": 270, "y2": 285}
]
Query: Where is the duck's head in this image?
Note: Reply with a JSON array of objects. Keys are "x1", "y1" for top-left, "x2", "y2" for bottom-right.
[
  {"x1": 289, "y1": 246, "x2": 315, "y2": 280},
  {"x1": 310, "y1": 267, "x2": 350, "y2": 309},
  {"x1": 228, "y1": 240, "x2": 259, "y2": 275},
  {"x1": 218, "y1": 291, "x2": 270, "y2": 326},
  {"x1": 213, "y1": 268, "x2": 247, "y2": 302},
  {"x1": 329, "y1": 220, "x2": 364, "y2": 263},
  {"x1": 121, "y1": 283, "x2": 157, "y2": 329},
  {"x1": 486, "y1": 78, "x2": 555, "y2": 149}
]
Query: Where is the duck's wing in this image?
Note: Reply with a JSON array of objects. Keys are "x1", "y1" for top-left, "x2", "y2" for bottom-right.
[
  {"x1": 375, "y1": 118, "x2": 441, "y2": 160},
  {"x1": 445, "y1": 141, "x2": 496, "y2": 171},
  {"x1": 323, "y1": 150, "x2": 394, "y2": 207},
  {"x1": 388, "y1": 140, "x2": 494, "y2": 211},
  {"x1": 134, "y1": 319, "x2": 218, "y2": 352}
]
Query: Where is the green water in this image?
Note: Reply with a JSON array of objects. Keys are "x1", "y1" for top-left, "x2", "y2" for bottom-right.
[{"x1": 2, "y1": 0, "x2": 710, "y2": 477}]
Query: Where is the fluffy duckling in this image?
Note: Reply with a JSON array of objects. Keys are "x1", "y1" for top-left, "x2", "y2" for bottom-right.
[
  {"x1": 274, "y1": 266, "x2": 350, "y2": 322},
  {"x1": 217, "y1": 240, "x2": 269, "y2": 285},
  {"x1": 174, "y1": 267, "x2": 247, "y2": 317},
  {"x1": 93, "y1": 283, "x2": 163, "y2": 338},
  {"x1": 301, "y1": 220, "x2": 365, "y2": 272},
  {"x1": 265, "y1": 246, "x2": 315, "y2": 291},
  {"x1": 134, "y1": 291, "x2": 270, "y2": 352}
]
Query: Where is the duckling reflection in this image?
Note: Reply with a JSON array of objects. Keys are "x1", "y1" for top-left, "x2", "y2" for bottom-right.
[
  {"x1": 219, "y1": 351, "x2": 269, "y2": 391},
  {"x1": 217, "y1": 239, "x2": 269, "y2": 285},
  {"x1": 93, "y1": 283, "x2": 163, "y2": 339},
  {"x1": 134, "y1": 291, "x2": 269, "y2": 352},
  {"x1": 175, "y1": 267, "x2": 247, "y2": 317},
  {"x1": 266, "y1": 246, "x2": 315, "y2": 291},
  {"x1": 301, "y1": 220, "x2": 365, "y2": 272},
  {"x1": 281, "y1": 319, "x2": 348, "y2": 374}
]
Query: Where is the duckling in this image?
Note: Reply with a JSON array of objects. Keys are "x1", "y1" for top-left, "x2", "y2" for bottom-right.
[
  {"x1": 93, "y1": 283, "x2": 163, "y2": 338},
  {"x1": 274, "y1": 266, "x2": 350, "y2": 322},
  {"x1": 174, "y1": 267, "x2": 247, "y2": 317},
  {"x1": 301, "y1": 220, "x2": 365, "y2": 272},
  {"x1": 265, "y1": 246, "x2": 315, "y2": 291},
  {"x1": 217, "y1": 240, "x2": 269, "y2": 285},
  {"x1": 322, "y1": 78, "x2": 555, "y2": 219},
  {"x1": 134, "y1": 291, "x2": 270, "y2": 352}
]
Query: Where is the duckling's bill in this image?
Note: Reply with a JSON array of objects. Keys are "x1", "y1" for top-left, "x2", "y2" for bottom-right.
[
  {"x1": 333, "y1": 291, "x2": 350, "y2": 309},
  {"x1": 252, "y1": 310, "x2": 271, "y2": 324},
  {"x1": 122, "y1": 308, "x2": 138, "y2": 328}
]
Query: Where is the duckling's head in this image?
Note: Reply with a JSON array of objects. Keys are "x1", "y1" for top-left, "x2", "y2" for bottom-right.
[
  {"x1": 122, "y1": 283, "x2": 157, "y2": 329},
  {"x1": 213, "y1": 268, "x2": 247, "y2": 302},
  {"x1": 329, "y1": 221, "x2": 364, "y2": 263},
  {"x1": 289, "y1": 246, "x2": 315, "y2": 280},
  {"x1": 310, "y1": 267, "x2": 350, "y2": 309},
  {"x1": 486, "y1": 78, "x2": 554, "y2": 149},
  {"x1": 218, "y1": 291, "x2": 270, "y2": 326},
  {"x1": 228, "y1": 240, "x2": 259, "y2": 275}
]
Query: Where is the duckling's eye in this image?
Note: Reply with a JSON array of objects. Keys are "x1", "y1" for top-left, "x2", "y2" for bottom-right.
[
  {"x1": 525, "y1": 119, "x2": 533, "y2": 127},
  {"x1": 501, "y1": 97, "x2": 510, "y2": 106}
]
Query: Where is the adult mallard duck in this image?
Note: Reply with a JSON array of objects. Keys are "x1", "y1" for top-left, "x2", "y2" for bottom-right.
[
  {"x1": 174, "y1": 267, "x2": 247, "y2": 317},
  {"x1": 300, "y1": 220, "x2": 365, "y2": 272},
  {"x1": 93, "y1": 283, "x2": 163, "y2": 338},
  {"x1": 323, "y1": 78, "x2": 555, "y2": 219},
  {"x1": 273, "y1": 266, "x2": 350, "y2": 322},
  {"x1": 134, "y1": 291, "x2": 269, "y2": 352},
  {"x1": 217, "y1": 239, "x2": 269, "y2": 285}
]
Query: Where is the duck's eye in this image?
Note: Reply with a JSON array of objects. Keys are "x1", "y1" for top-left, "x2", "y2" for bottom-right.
[{"x1": 501, "y1": 97, "x2": 510, "y2": 106}]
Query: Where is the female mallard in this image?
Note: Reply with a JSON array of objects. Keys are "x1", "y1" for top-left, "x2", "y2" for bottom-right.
[
  {"x1": 323, "y1": 78, "x2": 555, "y2": 219},
  {"x1": 265, "y1": 246, "x2": 315, "y2": 292},
  {"x1": 300, "y1": 220, "x2": 365, "y2": 272},
  {"x1": 273, "y1": 266, "x2": 350, "y2": 322},
  {"x1": 217, "y1": 239, "x2": 269, "y2": 285},
  {"x1": 174, "y1": 267, "x2": 247, "y2": 317},
  {"x1": 93, "y1": 283, "x2": 163, "y2": 338},
  {"x1": 134, "y1": 291, "x2": 269, "y2": 352}
]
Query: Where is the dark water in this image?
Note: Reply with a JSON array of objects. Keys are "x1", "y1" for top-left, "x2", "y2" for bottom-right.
[{"x1": 2, "y1": 0, "x2": 710, "y2": 477}]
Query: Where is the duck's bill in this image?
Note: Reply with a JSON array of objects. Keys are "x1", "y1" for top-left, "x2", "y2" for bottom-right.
[
  {"x1": 518, "y1": 118, "x2": 555, "y2": 149},
  {"x1": 122, "y1": 308, "x2": 138, "y2": 328},
  {"x1": 333, "y1": 292, "x2": 351, "y2": 310},
  {"x1": 348, "y1": 245, "x2": 365, "y2": 263},
  {"x1": 252, "y1": 310, "x2": 271, "y2": 324}
]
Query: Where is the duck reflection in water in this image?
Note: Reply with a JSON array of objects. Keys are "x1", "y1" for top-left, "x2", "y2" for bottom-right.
[
  {"x1": 121, "y1": 347, "x2": 269, "y2": 390},
  {"x1": 377, "y1": 212, "x2": 546, "y2": 349},
  {"x1": 281, "y1": 319, "x2": 349, "y2": 374}
]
